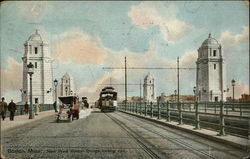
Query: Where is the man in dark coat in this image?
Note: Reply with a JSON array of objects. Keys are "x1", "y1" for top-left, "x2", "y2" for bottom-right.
[
  {"x1": 8, "y1": 100, "x2": 17, "y2": 121},
  {"x1": 24, "y1": 102, "x2": 29, "y2": 115},
  {"x1": 53, "y1": 101, "x2": 58, "y2": 112},
  {"x1": 0, "y1": 97, "x2": 8, "y2": 120}
]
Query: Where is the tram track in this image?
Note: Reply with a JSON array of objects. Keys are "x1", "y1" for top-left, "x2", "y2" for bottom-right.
[
  {"x1": 104, "y1": 113, "x2": 162, "y2": 159},
  {"x1": 115, "y1": 112, "x2": 218, "y2": 159},
  {"x1": 118, "y1": 111, "x2": 244, "y2": 158}
]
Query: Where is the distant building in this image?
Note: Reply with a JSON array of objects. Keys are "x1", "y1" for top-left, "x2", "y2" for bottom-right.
[
  {"x1": 127, "y1": 96, "x2": 141, "y2": 102},
  {"x1": 196, "y1": 33, "x2": 225, "y2": 102},
  {"x1": 160, "y1": 94, "x2": 194, "y2": 102},
  {"x1": 143, "y1": 73, "x2": 156, "y2": 102},
  {"x1": 239, "y1": 94, "x2": 250, "y2": 102},
  {"x1": 60, "y1": 73, "x2": 75, "y2": 96},
  {"x1": 22, "y1": 30, "x2": 54, "y2": 104}
]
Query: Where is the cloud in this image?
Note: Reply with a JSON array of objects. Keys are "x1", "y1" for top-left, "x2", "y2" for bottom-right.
[
  {"x1": 17, "y1": 1, "x2": 52, "y2": 20},
  {"x1": 180, "y1": 51, "x2": 197, "y2": 68},
  {"x1": 1, "y1": 57, "x2": 22, "y2": 94},
  {"x1": 219, "y1": 26, "x2": 249, "y2": 48},
  {"x1": 52, "y1": 31, "x2": 108, "y2": 65},
  {"x1": 77, "y1": 42, "x2": 198, "y2": 101},
  {"x1": 128, "y1": 2, "x2": 194, "y2": 43},
  {"x1": 218, "y1": 26, "x2": 249, "y2": 89},
  {"x1": 78, "y1": 69, "x2": 124, "y2": 101}
]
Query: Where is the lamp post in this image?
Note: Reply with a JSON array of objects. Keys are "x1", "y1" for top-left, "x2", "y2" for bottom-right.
[
  {"x1": 231, "y1": 79, "x2": 236, "y2": 111},
  {"x1": 27, "y1": 62, "x2": 34, "y2": 119},
  {"x1": 20, "y1": 89, "x2": 23, "y2": 102},
  {"x1": 193, "y1": 86, "x2": 196, "y2": 102},
  {"x1": 174, "y1": 90, "x2": 177, "y2": 102},
  {"x1": 54, "y1": 79, "x2": 58, "y2": 112},
  {"x1": 65, "y1": 87, "x2": 68, "y2": 96}
]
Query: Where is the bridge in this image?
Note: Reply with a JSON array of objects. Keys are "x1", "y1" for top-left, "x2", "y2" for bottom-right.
[{"x1": 1, "y1": 102, "x2": 249, "y2": 159}]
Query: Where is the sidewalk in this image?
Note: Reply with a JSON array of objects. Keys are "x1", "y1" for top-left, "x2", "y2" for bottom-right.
[
  {"x1": 1, "y1": 110, "x2": 55, "y2": 132},
  {"x1": 120, "y1": 110, "x2": 250, "y2": 151}
]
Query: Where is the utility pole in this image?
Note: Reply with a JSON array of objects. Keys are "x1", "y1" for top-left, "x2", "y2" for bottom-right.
[
  {"x1": 125, "y1": 57, "x2": 127, "y2": 111},
  {"x1": 177, "y1": 57, "x2": 180, "y2": 104}
]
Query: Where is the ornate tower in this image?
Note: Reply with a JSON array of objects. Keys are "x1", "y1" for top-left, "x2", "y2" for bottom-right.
[
  {"x1": 60, "y1": 73, "x2": 75, "y2": 96},
  {"x1": 22, "y1": 30, "x2": 54, "y2": 104},
  {"x1": 143, "y1": 73, "x2": 156, "y2": 102},
  {"x1": 196, "y1": 33, "x2": 225, "y2": 102}
]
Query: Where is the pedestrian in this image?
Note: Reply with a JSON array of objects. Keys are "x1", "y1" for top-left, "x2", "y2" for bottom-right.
[
  {"x1": 53, "y1": 101, "x2": 58, "y2": 112},
  {"x1": 34, "y1": 101, "x2": 40, "y2": 115},
  {"x1": 0, "y1": 97, "x2": 8, "y2": 120},
  {"x1": 24, "y1": 102, "x2": 29, "y2": 115},
  {"x1": 8, "y1": 100, "x2": 17, "y2": 121}
]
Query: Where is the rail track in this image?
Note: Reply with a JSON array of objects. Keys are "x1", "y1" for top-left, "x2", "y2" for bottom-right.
[
  {"x1": 113, "y1": 112, "x2": 219, "y2": 159},
  {"x1": 105, "y1": 113, "x2": 162, "y2": 159}
]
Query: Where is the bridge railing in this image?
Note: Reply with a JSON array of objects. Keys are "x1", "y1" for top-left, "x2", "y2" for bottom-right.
[
  {"x1": 5, "y1": 104, "x2": 54, "y2": 117},
  {"x1": 117, "y1": 101, "x2": 250, "y2": 138}
]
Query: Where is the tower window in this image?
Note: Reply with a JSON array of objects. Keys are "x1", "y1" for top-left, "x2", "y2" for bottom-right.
[
  {"x1": 214, "y1": 64, "x2": 216, "y2": 70},
  {"x1": 213, "y1": 50, "x2": 216, "y2": 56},
  {"x1": 66, "y1": 80, "x2": 68, "y2": 83},
  {"x1": 35, "y1": 62, "x2": 37, "y2": 68},
  {"x1": 35, "y1": 47, "x2": 38, "y2": 54}
]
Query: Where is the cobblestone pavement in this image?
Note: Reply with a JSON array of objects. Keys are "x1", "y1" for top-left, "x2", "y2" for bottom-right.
[{"x1": 1, "y1": 109, "x2": 248, "y2": 159}]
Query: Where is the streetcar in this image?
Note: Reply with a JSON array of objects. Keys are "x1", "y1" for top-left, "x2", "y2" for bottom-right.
[{"x1": 98, "y1": 86, "x2": 117, "y2": 112}]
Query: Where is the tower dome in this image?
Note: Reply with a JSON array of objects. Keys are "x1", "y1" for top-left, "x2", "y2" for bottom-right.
[
  {"x1": 144, "y1": 73, "x2": 153, "y2": 80},
  {"x1": 201, "y1": 33, "x2": 219, "y2": 47},
  {"x1": 28, "y1": 30, "x2": 43, "y2": 42}
]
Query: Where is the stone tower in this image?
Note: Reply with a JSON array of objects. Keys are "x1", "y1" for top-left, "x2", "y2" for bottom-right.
[
  {"x1": 60, "y1": 73, "x2": 75, "y2": 96},
  {"x1": 22, "y1": 30, "x2": 54, "y2": 104},
  {"x1": 196, "y1": 33, "x2": 225, "y2": 102},
  {"x1": 143, "y1": 73, "x2": 156, "y2": 102}
]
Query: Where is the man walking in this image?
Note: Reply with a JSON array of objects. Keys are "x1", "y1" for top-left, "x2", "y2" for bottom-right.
[
  {"x1": 8, "y1": 100, "x2": 17, "y2": 121},
  {"x1": 0, "y1": 97, "x2": 8, "y2": 120},
  {"x1": 53, "y1": 101, "x2": 58, "y2": 112},
  {"x1": 24, "y1": 102, "x2": 29, "y2": 115}
]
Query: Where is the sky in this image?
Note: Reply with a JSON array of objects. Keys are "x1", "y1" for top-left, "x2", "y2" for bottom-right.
[{"x1": 0, "y1": 1, "x2": 249, "y2": 102}]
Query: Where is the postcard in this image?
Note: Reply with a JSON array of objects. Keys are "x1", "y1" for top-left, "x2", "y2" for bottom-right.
[{"x1": 0, "y1": 1, "x2": 249, "y2": 159}]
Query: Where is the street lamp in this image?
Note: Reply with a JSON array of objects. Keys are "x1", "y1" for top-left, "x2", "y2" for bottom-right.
[
  {"x1": 174, "y1": 90, "x2": 177, "y2": 102},
  {"x1": 27, "y1": 62, "x2": 34, "y2": 119},
  {"x1": 231, "y1": 79, "x2": 236, "y2": 111},
  {"x1": 231, "y1": 79, "x2": 236, "y2": 102},
  {"x1": 65, "y1": 87, "x2": 68, "y2": 96},
  {"x1": 54, "y1": 79, "x2": 58, "y2": 112},
  {"x1": 193, "y1": 86, "x2": 196, "y2": 102},
  {"x1": 20, "y1": 89, "x2": 23, "y2": 102}
]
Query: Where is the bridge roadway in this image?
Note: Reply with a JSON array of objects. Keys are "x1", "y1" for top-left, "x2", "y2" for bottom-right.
[{"x1": 1, "y1": 109, "x2": 248, "y2": 159}]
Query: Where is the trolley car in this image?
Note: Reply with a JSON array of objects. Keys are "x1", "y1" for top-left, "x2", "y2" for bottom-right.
[{"x1": 98, "y1": 87, "x2": 117, "y2": 112}]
